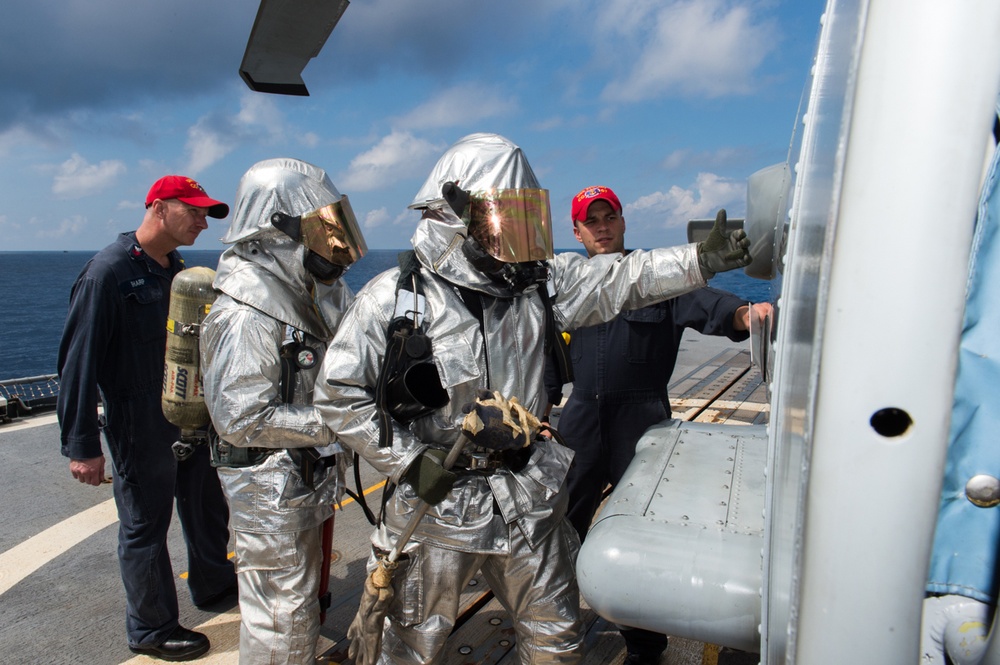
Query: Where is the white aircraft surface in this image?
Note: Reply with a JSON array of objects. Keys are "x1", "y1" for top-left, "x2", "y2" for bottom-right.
[{"x1": 578, "y1": 1, "x2": 1000, "y2": 663}]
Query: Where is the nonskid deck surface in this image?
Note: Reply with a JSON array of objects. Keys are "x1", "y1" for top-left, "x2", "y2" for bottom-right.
[{"x1": 0, "y1": 333, "x2": 765, "y2": 665}]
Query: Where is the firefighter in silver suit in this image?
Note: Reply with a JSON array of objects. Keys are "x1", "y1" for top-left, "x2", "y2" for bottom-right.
[
  {"x1": 201, "y1": 158, "x2": 367, "y2": 664},
  {"x1": 314, "y1": 133, "x2": 751, "y2": 664}
]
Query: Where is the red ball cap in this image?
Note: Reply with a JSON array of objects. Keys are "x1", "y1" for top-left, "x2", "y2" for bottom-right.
[
  {"x1": 571, "y1": 185, "x2": 621, "y2": 223},
  {"x1": 145, "y1": 175, "x2": 229, "y2": 219}
]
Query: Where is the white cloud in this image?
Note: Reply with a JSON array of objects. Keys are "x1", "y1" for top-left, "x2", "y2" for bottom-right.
[
  {"x1": 235, "y1": 92, "x2": 285, "y2": 129},
  {"x1": 35, "y1": 214, "x2": 88, "y2": 239},
  {"x1": 364, "y1": 207, "x2": 390, "y2": 230},
  {"x1": 300, "y1": 132, "x2": 322, "y2": 149},
  {"x1": 184, "y1": 122, "x2": 234, "y2": 176},
  {"x1": 393, "y1": 209, "x2": 419, "y2": 227},
  {"x1": 393, "y1": 84, "x2": 518, "y2": 131},
  {"x1": 0, "y1": 124, "x2": 42, "y2": 157},
  {"x1": 662, "y1": 145, "x2": 757, "y2": 171},
  {"x1": 531, "y1": 116, "x2": 565, "y2": 132},
  {"x1": 117, "y1": 199, "x2": 143, "y2": 210},
  {"x1": 51, "y1": 153, "x2": 126, "y2": 199},
  {"x1": 339, "y1": 131, "x2": 443, "y2": 192},
  {"x1": 598, "y1": 0, "x2": 778, "y2": 102},
  {"x1": 662, "y1": 149, "x2": 692, "y2": 171},
  {"x1": 626, "y1": 172, "x2": 744, "y2": 229},
  {"x1": 184, "y1": 93, "x2": 291, "y2": 175}
]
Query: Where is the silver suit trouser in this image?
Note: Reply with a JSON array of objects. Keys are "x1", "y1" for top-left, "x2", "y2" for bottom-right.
[
  {"x1": 373, "y1": 517, "x2": 583, "y2": 665},
  {"x1": 235, "y1": 523, "x2": 325, "y2": 665}
]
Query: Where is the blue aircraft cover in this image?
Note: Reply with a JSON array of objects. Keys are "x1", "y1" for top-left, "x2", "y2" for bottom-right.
[{"x1": 927, "y1": 100, "x2": 1000, "y2": 604}]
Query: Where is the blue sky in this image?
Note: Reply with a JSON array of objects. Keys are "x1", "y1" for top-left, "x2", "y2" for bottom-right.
[{"x1": 0, "y1": 0, "x2": 825, "y2": 252}]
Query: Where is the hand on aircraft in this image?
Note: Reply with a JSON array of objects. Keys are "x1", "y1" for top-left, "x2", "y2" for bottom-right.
[
  {"x1": 404, "y1": 448, "x2": 457, "y2": 505},
  {"x1": 697, "y1": 209, "x2": 752, "y2": 280},
  {"x1": 735, "y1": 302, "x2": 774, "y2": 332},
  {"x1": 461, "y1": 389, "x2": 540, "y2": 451},
  {"x1": 70, "y1": 455, "x2": 107, "y2": 486}
]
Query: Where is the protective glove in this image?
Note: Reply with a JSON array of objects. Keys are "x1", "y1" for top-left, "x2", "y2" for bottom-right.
[
  {"x1": 696, "y1": 209, "x2": 752, "y2": 280},
  {"x1": 404, "y1": 448, "x2": 457, "y2": 505},
  {"x1": 921, "y1": 594, "x2": 990, "y2": 665},
  {"x1": 461, "y1": 389, "x2": 541, "y2": 451}
]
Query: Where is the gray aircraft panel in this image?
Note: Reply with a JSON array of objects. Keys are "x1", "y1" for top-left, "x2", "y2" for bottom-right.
[{"x1": 239, "y1": 0, "x2": 349, "y2": 96}]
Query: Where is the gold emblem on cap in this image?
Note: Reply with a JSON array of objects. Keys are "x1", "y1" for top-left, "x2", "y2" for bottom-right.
[{"x1": 184, "y1": 178, "x2": 206, "y2": 193}]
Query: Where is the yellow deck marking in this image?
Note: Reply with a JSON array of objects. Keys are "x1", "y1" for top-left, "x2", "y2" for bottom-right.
[
  {"x1": 337, "y1": 478, "x2": 386, "y2": 508},
  {"x1": 0, "y1": 498, "x2": 118, "y2": 596}
]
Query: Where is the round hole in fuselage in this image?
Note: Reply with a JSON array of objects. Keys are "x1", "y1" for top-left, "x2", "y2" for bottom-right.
[{"x1": 869, "y1": 407, "x2": 912, "y2": 438}]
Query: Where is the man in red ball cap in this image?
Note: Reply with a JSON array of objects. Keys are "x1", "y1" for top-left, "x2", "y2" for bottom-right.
[
  {"x1": 57, "y1": 175, "x2": 236, "y2": 661},
  {"x1": 547, "y1": 184, "x2": 771, "y2": 665},
  {"x1": 143, "y1": 175, "x2": 230, "y2": 258}
]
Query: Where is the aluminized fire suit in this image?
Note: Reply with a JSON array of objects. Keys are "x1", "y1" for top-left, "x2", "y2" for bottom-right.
[
  {"x1": 315, "y1": 133, "x2": 707, "y2": 664},
  {"x1": 201, "y1": 158, "x2": 355, "y2": 664}
]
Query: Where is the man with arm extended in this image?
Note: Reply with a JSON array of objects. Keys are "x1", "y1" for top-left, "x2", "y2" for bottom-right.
[{"x1": 315, "y1": 134, "x2": 752, "y2": 665}]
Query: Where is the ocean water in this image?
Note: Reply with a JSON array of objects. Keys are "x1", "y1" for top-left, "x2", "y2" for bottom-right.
[{"x1": 0, "y1": 248, "x2": 773, "y2": 381}]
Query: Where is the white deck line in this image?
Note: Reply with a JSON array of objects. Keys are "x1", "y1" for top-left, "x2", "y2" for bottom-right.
[
  {"x1": 0, "y1": 498, "x2": 118, "y2": 596},
  {"x1": 0, "y1": 411, "x2": 59, "y2": 434}
]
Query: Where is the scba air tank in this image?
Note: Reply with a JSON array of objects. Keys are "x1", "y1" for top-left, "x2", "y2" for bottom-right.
[{"x1": 162, "y1": 266, "x2": 217, "y2": 431}]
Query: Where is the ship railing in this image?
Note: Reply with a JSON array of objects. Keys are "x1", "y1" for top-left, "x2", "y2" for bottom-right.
[{"x1": 0, "y1": 374, "x2": 60, "y2": 417}]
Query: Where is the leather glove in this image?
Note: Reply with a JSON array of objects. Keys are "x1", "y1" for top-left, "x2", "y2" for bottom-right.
[
  {"x1": 404, "y1": 448, "x2": 456, "y2": 505},
  {"x1": 461, "y1": 389, "x2": 540, "y2": 451},
  {"x1": 921, "y1": 594, "x2": 990, "y2": 665},
  {"x1": 697, "y1": 209, "x2": 752, "y2": 280}
]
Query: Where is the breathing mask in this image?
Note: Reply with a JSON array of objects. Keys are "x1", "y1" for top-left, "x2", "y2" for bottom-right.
[{"x1": 270, "y1": 197, "x2": 368, "y2": 283}]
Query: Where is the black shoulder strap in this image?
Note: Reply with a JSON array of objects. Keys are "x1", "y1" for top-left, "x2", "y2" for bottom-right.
[
  {"x1": 396, "y1": 250, "x2": 421, "y2": 291},
  {"x1": 278, "y1": 329, "x2": 301, "y2": 404},
  {"x1": 279, "y1": 356, "x2": 296, "y2": 404},
  {"x1": 343, "y1": 455, "x2": 378, "y2": 526},
  {"x1": 365, "y1": 250, "x2": 425, "y2": 526},
  {"x1": 539, "y1": 286, "x2": 574, "y2": 384},
  {"x1": 374, "y1": 251, "x2": 423, "y2": 449},
  {"x1": 456, "y1": 286, "x2": 489, "y2": 387}
]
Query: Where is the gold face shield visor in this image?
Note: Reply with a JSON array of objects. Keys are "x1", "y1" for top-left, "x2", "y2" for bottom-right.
[
  {"x1": 271, "y1": 196, "x2": 368, "y2": 274},
  {"x1": 294, "y1": 196, "x2": 368, "y2": 268},
  {"x1": 465, "y1": 188, "x2": 554, "y2": 263}
]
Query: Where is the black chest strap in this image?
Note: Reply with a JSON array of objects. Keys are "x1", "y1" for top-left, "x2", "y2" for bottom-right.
[
  {"x1": 539, "y1": 285, "x2": 574, "y2": 385},
  {"x1": 389, "y1": 253, "x2": 445, "y2": 415}
]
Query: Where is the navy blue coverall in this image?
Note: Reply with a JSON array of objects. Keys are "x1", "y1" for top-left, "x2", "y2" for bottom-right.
[
  {"x1": 57, "y1": 232, "x2": 235, "y2": 648},
  {"x1": 547, "y1": 286, "x2": 748, "y2": 660}
]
